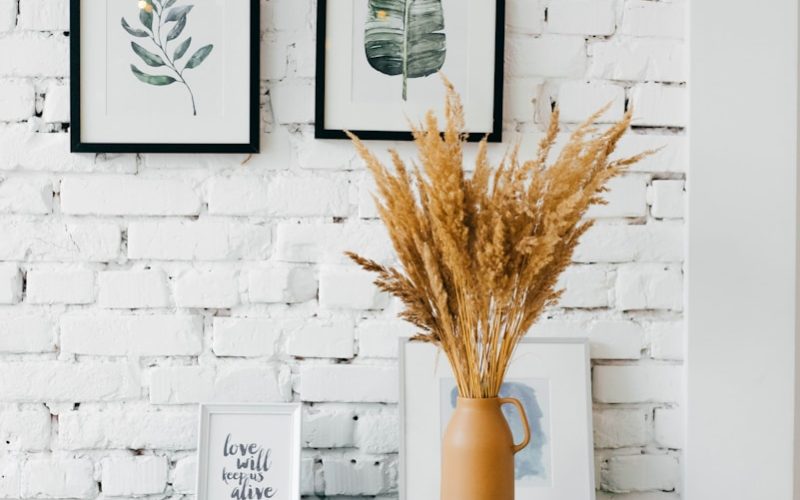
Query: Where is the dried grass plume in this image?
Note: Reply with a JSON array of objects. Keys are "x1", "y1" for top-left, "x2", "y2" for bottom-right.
[{"x1": 347, "y1": 77, "x2": 652, "y2": 398}]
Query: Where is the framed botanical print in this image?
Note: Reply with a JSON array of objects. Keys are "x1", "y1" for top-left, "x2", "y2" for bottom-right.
[
  {"x1": 400, "y1": 338, "x2": 595, "y2": 500},
  {"x1": 315, "y1": 0, "x2": 506, "y2": 142},
  {"x1": 70, "y1": 0, "x2": 260, "y2": 153},
  {"x1": 196, "y1": 403, "x2": 302, "y2": 500}
]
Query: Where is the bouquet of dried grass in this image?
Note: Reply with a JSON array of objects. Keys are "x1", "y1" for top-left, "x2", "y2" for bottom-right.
[{"x1": 347, "y1": 79, "x2": 651, "y2": 398}]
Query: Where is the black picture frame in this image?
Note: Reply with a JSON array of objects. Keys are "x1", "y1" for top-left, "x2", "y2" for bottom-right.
[
  {"x1": 315, "y1": 0, "x2": 506, "y2": 142},
  {"x1": 70, "y1": 0, "x2": 260, "y2": 154}
]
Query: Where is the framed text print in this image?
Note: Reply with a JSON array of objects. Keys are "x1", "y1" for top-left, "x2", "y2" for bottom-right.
[
  {"x1": 70, "y1": 0, "x2": 260, "y2": 153},
  {"x1": 197, "y1": 404, "x2": 301, "y2": 500},
  {"x1": 315, "y1": 0, "x2": 506, "y2": 142},
  {"x1": 401, "y1": 339, "x2": 595, "y2": 500}
]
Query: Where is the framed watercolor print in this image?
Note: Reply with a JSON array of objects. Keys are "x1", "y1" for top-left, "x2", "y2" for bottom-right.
[
  {"x1": 70, "y1": 0, "x2": 260, "y2": 153},
  {"x1": 315, "y1": 0, "x2": 506, "y2": 142},
  {"x1": 400, "y1": 338, "x2": 595, "y2": 500},
  {"x1": 197, "y1": 403, "x2": 301, "y2": 500}
]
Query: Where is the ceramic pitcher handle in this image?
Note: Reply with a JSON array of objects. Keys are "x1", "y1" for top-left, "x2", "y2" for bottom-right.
[{"x1": 499, "y1": 397, "x2": 531, "y2": 454}]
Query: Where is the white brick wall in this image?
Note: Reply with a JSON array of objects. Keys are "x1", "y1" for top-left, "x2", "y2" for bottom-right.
[
  {"x1": 101, "y1": 456, "x2": 168, "y2": 496},
  {"x1": 0, "y1": 0, "x2": 686, "y2": 497}
]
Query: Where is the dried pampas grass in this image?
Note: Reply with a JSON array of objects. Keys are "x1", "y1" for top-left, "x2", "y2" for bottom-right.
[{"x1": 347, "y1": 78, "x2": 652, "y2": 398}]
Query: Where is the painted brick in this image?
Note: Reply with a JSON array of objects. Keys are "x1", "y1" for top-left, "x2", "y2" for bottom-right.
[
  {"x1": 589, "y1": 39, "x2": 686, "y2": 83},
  {"x1": 321, "y1": 456, "x2": 393, "y2": 496},
  {"x1": 0, "y1": 176, "x2": 52, "y2": 214},
  {"x1": 0, "y1": 264, "x2": 20, "y2": 304},
  {"x1": 507, "y1": 0, "x2": 544, "y2": 34},
  {"x1": 266, "y1": 176, "x2": 350, "y2": 217},
  {"x1": 602, "y1": 454, "x2": 680, "y2": 493},
  {"x1": 127, "y1": 220, "x2": 270, "y2": 261},
  {"x1": 587, "y1": 175, "x2": 649, "y2": 219},
  {"x1": 299, "y1": 365, "x2": 398, "y2": 403},
  {"x1": 0, "y1": 314, "x2": 55, "y2": 353},
  {"x1": 148, "y1": 364, "x2": 290, "y2": 404},
  {"x1": 0, "y1": 0, "x2": 16, "y2": 31},
  {"x1": 303, "y1": 406, "x2": 356, "y2": 448},
  {"x1": 58, "y1": 408, "x2": 196, "y2": 450},
  {"x1": 649, "y1": 180, "x2": 685, "y2": 219},
  {"x1": 294, "y1": 131, "x2": 357, "y2": 170},
  {"x1": 101, "y1": 456, "x2": 168, "y2": 497},
  {"x1": 507, "y1": 35, "x2": 586, "y2": 78},
  {"x1": 300, "y1": 455, "x2": 317, "y2": 496},
  {"x1": 61, "y1": 314, "x2": 202, "y2": 356},
  {"x1": 287, "y1": 319, "x2": 355, "y2": 359},
  {"x1": 275, "y1": 222, "x2": 393, "y2": 264},
  {"x1": 61, "y1": 176, "x2": 201, "y2": 216},
  {"x1": 18, "y1": 0, "x2": 68, "y2": 31},
  {"x1": 616, "y1": 264, "x2": 683, "y2": 312},
  {"x1": 354, "y1": 410, "x2": 399, "y2": 454},
  {"x1": 97, "y1": 270, "x2": 171, "y2": 309},
  {"x1": 0, "y1": 126, "x2": 135, "y2": 173},
  {"x1": 246, "y1": 265, "x2": 318, "y2": 304},
  {"x1": 0, "y1": 33, "x2": 69, "y2": 77},
  {"x1": 654, "y1": 407, "x2": 683, "y2": 449},
  {"x1": 574, "y1": 222, "x2": 684, "y2": 263},
  {"x1": 25, "y1": 267, "x2": 95, "y2": 304},
  {"x1": 21, "y1": 458, "x2": 96, "y2": 499},
  {"x1": 0, "y1": 457, "x2": 19, "y2": 498},
  {"x1": 172, "y1": 456, "x2": 197, "y2": 494},
  {"x1": 289, "y1": 33, "x2": 315, "y2": 78},
  {"x1": 0, "y1": 361, "x2": 140, "y2": 402},
  {"x1": 174, "y1": 267, "x2": 240, "y2": 308},
  {"x1": 42, "y1": 81, "x2": 68, "y2": 122},
  {"x1": 597, "y1": 493, "x2": 679, "y2": 500},
  {"x1": 594, "y1": 408, "x2": 650, "y2": 448},
  {"x1": 0, "y1": 406, "x2": 51, "y2": 451},
  {"x1": 556, "y1": 81, "x2": 625, "y2": 123},
  {"x1": 615, "y1": 134, "x2": 687, "y2": 173},
  {"x1": 357, "y1": 319, "x2": 416, "y2": 358},
  {"x1": 647, "y1": 321, "x2": 684, "y2": 361},
  {"x1": 505, "y1": 77, "x2": 544, "y2": 122},
  {"x1": 547, "y1": 0, "x2": 616, "y2": 36},
  {"x1": 557, "y1": 265, "x2": 612, "y2": 308},
  {"x1": 630, "y1": 83, "x2": 687, "y2": 128},
  {"x1": 319, "y1": 266, "x2": 389, "y2": 310},
  {"x1": 594, "y1": 365, "x2": 682, "y2": 403},
  {"x1": 263, "y1": 0, "x2": 311, "y2": 32},
  {"x1": 0, "y1": 218, "x2": 120, "y2": 261},
  {"x1": 620, "y1": 0, "x2": 685, "y2": 39},
  {"x1": 212, "y1": 317, "x2": 281, "y2": 357},
  {"x1": 0, "y1": 81, "x2": 35, "y2": 121},
  {"x1": 588, "y1": 320, "x2": 644, "y2": 360},
  {"x1": 270, "y1": 78, "x2": 314, "y2": 124},
  {"x1": 261, "y1": 35, "x2": 288, "y2": 81},
  {"x1": 207, "y1": 175, "x2": 271, "y2": 215}
]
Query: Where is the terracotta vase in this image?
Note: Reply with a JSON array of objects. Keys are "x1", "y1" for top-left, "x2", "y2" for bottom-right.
[{"x1": 440, "y1": 397, "x2": 531, "y2": 500}]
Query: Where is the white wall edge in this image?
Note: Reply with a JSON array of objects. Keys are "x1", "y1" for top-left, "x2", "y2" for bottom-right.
[{"x1": 687, "y1": 1, "x2": 800, "y2": 499}]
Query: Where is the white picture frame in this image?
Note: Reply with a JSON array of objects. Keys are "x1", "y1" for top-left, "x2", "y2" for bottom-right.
[
  {"x1": 400, "y1": 338, "x2": 595, "y2": 500},
  {"x1": 197, "y1": 403, "x2": 302, "y2": 500}
]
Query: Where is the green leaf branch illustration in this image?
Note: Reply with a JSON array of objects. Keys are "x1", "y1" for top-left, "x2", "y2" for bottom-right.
[
  {"x1": 364, "y1": 0, "x2": 446, "y2": 100},
  {"x1": 122, "y1": 0, "x2": 213, "y2": 115}
]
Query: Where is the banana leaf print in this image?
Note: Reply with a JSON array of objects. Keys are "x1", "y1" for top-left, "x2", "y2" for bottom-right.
[
  {"x1": 365, "y1": 0, "x2": 446, "y2": 101},
  {"x1": 121, "y1": 0, "x2": 213, "y2": 115}
]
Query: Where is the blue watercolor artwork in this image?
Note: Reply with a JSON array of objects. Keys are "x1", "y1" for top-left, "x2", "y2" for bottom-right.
[{"x1": 440, "y1": 378, "x2": 552, "y2": 487}]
